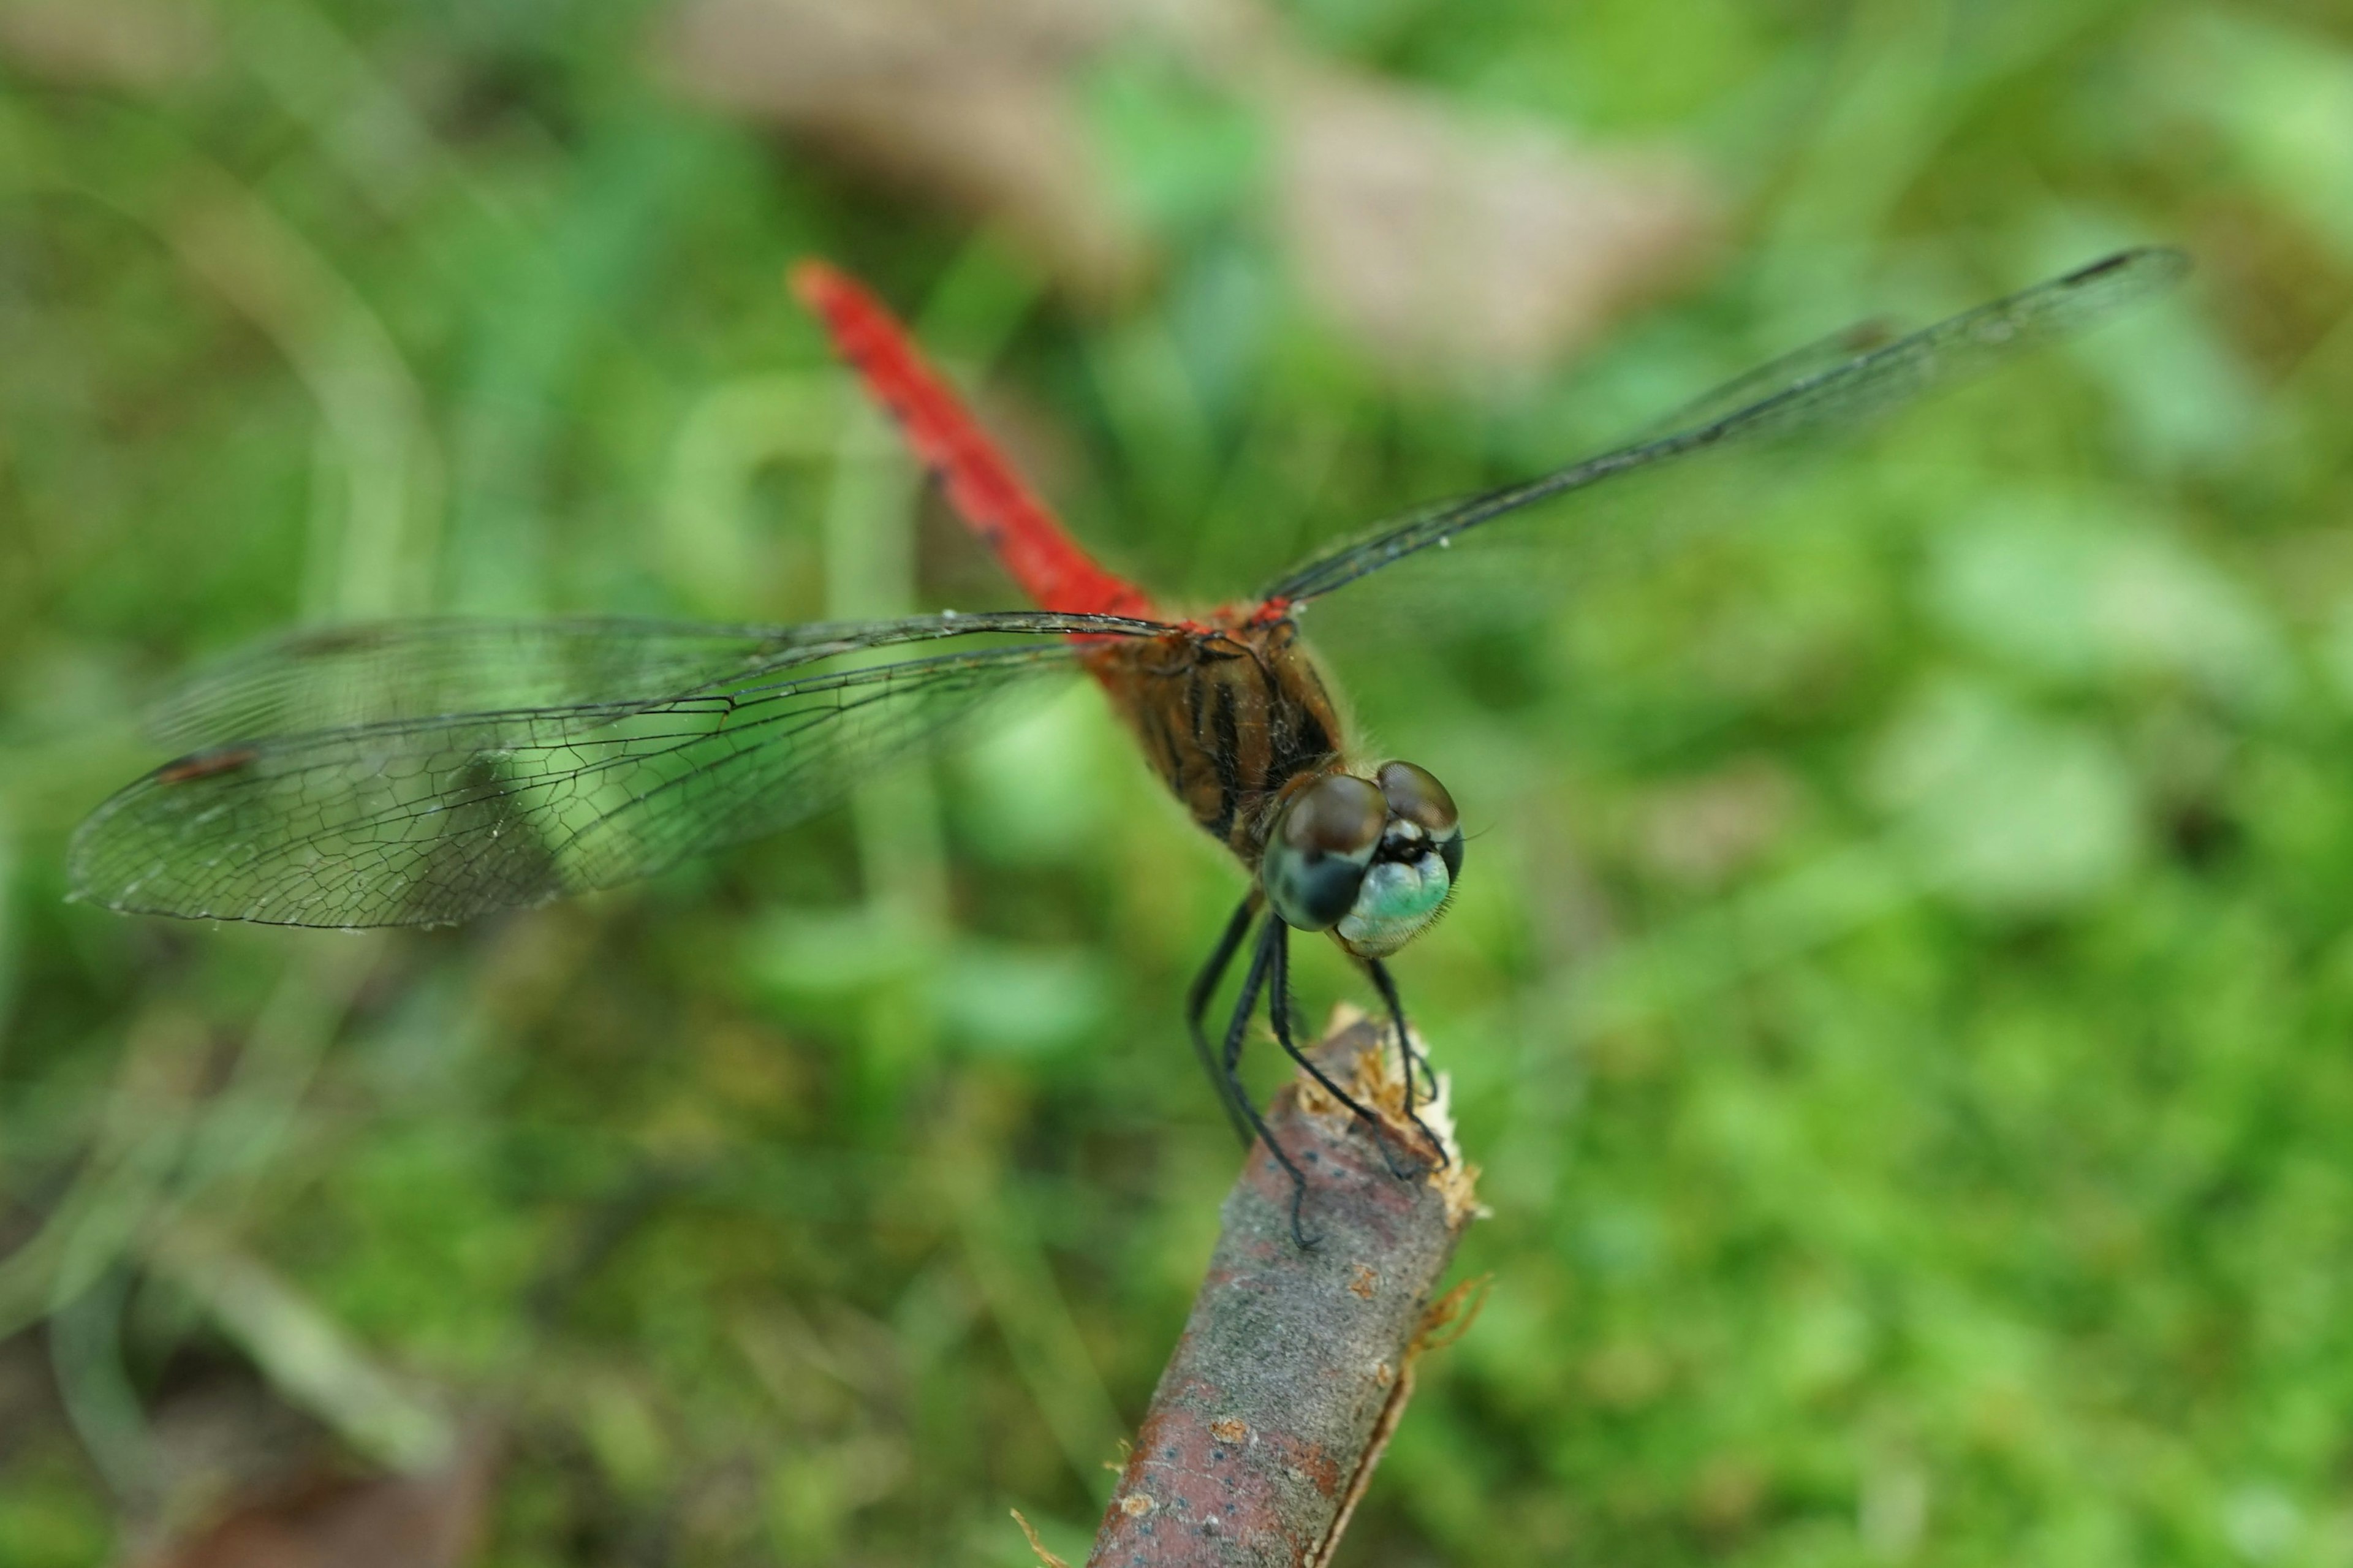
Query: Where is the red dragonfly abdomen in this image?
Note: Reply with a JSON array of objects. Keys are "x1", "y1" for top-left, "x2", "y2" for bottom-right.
[
  {"x1": 797, "y1": 260, "x2": 1349, "y2": 866},
  {"x1": 791, "y1": 261, "x2": 1157, "y2": 623}
]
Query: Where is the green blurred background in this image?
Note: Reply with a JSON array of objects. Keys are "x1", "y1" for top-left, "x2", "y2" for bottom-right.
[{"x1": 3, "y1": 0, "x2": 2350, "y2": 1562}]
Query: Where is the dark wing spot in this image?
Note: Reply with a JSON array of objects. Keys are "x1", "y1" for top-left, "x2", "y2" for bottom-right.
[
  {"x1": 281, "y1": 626, "x2": 395, "y2": 656},
  {"x1": 397, "y1": 754, "x2": 565, "y2": 924},
  {"x1": 156, "y1": 747, "x2": 260, "y2": 784},
  {"x1": 2062, "y1": 252, "x2": 2132, "y2": 283}
]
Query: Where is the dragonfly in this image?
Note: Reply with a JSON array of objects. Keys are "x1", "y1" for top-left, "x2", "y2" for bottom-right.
[{"x1": 71, "y1": 246, "x2": 2188, "y2": 1243}]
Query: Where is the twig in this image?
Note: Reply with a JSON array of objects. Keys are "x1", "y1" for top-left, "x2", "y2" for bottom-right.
[{"x1": 1086, "y1": 1007, "x2": 1482, "y2": 1566}]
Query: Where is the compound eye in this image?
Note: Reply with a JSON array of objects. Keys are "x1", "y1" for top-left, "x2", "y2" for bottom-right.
[
  {"x1": 1263, "y1": 773, "x2": 1384, "y2": 931},
  {"x1": 1378, "y1": 760, "x2": 1463, "y2": 880},
  {"x1": 1376, "y1": 761, "x2": 1458, "y2": 836}
]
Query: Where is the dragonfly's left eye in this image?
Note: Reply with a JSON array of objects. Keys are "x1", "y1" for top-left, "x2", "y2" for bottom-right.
[
  {"x1": 1377, "y1": 760, "x2": 1461, "y2": 880},
  {"x1": 1263, "y1": 773, "x2": 1385, "y2": 931}
]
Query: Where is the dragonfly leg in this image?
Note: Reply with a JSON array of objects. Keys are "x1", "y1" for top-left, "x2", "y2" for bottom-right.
[
  {"x1": 1365, "y1": 958, "x2": 1449, "y2": 1168},
  {"x1": 1186, "y1": 893, "x2": 1261, "y2": 1148},
  {"x1": 1222, "y1": 918, "x2": 1319, "y2": 1248},
  {"x1": 1268, "y1": 922, "x2": 1423, "y2": 1181}
]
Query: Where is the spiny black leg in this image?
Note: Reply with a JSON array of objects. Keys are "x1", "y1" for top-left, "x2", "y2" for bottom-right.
[
  {"x1": 1223, "y1": 917, "x2": 1318, "y2": 1248},
  {"x1": 1186, "y1": 894, "x2": 1260, "y2": 1147},
  {"x1": 1366, "y1": 958, "x2": 1449, "y2": 1168},
  {"x1": 1267, "y1": 920, "x2": 1421, "y2": 1180}
]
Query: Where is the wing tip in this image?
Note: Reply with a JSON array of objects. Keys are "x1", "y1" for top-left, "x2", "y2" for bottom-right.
[{"x1": 2064, "y1": 244, "x2": 2192, "y2": 292}]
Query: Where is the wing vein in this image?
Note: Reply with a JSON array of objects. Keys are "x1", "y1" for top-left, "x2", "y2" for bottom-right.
[{"x1": 1264, "y1": 248, "x2": 2188, "y2": 604}]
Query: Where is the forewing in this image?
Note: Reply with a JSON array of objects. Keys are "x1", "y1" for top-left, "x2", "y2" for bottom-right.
[
  {"x1": 1265, "y1": 248, "x2": 2189, "y2": 604},
  {"x1": 148, "y1": 612, "x2": 1146, "y2": 750},
  {"x1": 1630, "y1": 317, "x2": 1898, "y2": 440},
  {"x1": 73, "y1": 634, "x2": 1102, "y2": 928}
]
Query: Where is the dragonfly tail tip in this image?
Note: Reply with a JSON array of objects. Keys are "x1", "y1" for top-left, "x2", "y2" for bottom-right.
[{"x1": 786, "y1": 257, "x2": 847, "y2": 310}]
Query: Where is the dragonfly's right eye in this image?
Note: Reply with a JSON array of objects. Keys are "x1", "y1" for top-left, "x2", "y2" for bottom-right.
[{"x1": 1264, "y1": 773, "x2": 1385, "y2": 931}]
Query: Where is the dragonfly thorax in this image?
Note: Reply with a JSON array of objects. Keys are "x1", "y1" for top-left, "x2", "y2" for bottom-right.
[
  {"x1": 1082, "y1": 614, "x2": 1349, "y2": 863},
  {"x1": 1262, "y1": 762, "x2": 1463, "y2": 959},
  {"x1": 1082, "y1": 614, "x2": 1462, "y2": 956}
]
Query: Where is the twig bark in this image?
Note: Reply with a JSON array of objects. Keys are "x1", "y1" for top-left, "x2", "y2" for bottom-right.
[{"x1": 1084, "y1": 1007, "x2": 1481, "y2": 1567}]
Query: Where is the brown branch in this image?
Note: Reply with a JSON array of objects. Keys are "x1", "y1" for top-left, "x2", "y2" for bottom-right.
[{"x1": 1084, "y1": 1008, "x2": 1482, "y2": 1567}]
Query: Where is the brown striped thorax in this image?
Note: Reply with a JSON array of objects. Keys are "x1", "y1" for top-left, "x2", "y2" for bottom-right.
[{"x1": 1082, "y1": 607, "x2": 1463, "y2": 960}]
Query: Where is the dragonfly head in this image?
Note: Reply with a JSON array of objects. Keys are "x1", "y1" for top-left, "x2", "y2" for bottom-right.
[{"x1": 1262, "y1": 762, "x2": 1463, "y2": 958}]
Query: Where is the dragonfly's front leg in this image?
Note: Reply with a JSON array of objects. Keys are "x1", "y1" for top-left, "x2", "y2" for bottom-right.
[
  {"x1": 1219, "y1": 918, "x2": 1318, "y2": 1248},
  {"x1": 1186, "y1": 894, "x2": 1261, "y2": 1148},
  {"x1": 1364, "y1": 958, "x2": 1449, "y2": 1168},
  {"x1": 1267, "y1": 922, "x2": 1425, "y2": 1182}
]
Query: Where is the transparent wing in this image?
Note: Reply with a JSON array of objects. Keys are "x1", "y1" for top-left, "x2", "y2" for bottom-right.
[
  {"x1": 1265, "y1": 248, "x2": 2189, "y2": 604},
  {"x1": 1631, "y1": 317, "x2": 1898, "y2": 441},
  {"x1": 147, "y1": 610, "x2": 1151, "y2": 749},
  {"x1": 74, "y1": 613, "x2": 1158, "y2": 928}
]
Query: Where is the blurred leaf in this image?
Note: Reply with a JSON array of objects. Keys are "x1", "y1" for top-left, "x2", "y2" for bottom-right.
[
  {"x1": 0, "y1": 0, "x2": 216, "y2": 90},
  {"x1": 0, "y1": 1460, "x2": 110, "y2": 1568},
  {"x1": 933, "y1": 939, "x2": 1112, "y2": 1057},
  {"x1": 152, "y1": 1229, "x2": 455, "y2": 1472},
  {"x1": 661, "y1": 0, "x2": 1718, "y2": 368},
  {"x1": 660, "y1": 0, "x2": 1152, "y2": 299},
  {"x1": 952, "y1": 683, "x2": 1118, "y2": 866},
  {"x1": 2158, "y1": 12, "x2": 2353, "y2": 263},
  {"x1": 748, "y1": 904, "x2": 938, "y2": 998},
  {"x1": 1630, "y1": 757, "x2": 1800, "y2": 888},
  {"x1": 1926, "y1": 496, "x2": 2293, "y2": 711},
  {"x1": 1080, "y1": 51, "x2": 1266, "y2": 241},
  {"x1": 1872, "y1": 681, "x2": 2143, "y2": 913},
  {"x1": 1269, "y1": 71, "x2": 1718, "y2": 379}
]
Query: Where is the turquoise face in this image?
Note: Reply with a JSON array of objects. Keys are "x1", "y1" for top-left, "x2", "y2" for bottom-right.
[
  {"x1": 1262, "y1": 762, "x2": 1464, "y2": 960},
  {"x1": 1334, "y1": 852, "x2": 1455, "y2": 958}
]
